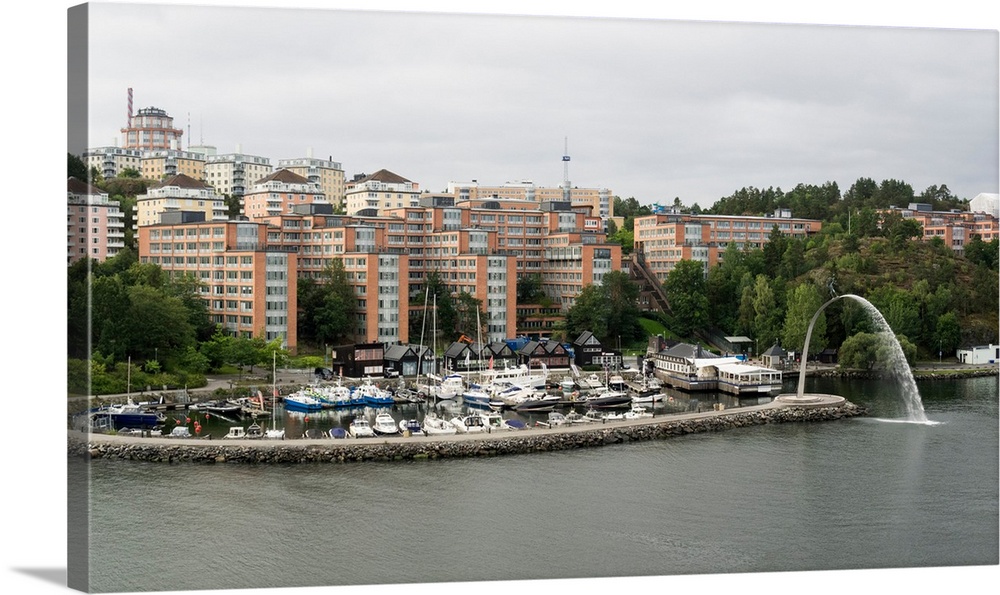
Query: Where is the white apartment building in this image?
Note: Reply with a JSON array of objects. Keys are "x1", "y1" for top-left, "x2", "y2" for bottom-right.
[
  {"x1": 345, "y1": 169, "x2": 420, "y2": 215},
  {"x1": 278, "y1": 153, "x2": 346, "y2": 210},
  {"x1": 134, "y1": 173, "x2": 228, "y2": 228},
  {"x1": 206, "y1": 150, "x2": 274, "y2": 198},
  {"x1": 82, "y1": 146, "x2": 144, "y2": 180}
]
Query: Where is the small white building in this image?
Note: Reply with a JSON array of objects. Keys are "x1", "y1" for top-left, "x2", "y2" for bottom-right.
[{"x1": 956, "y1": 344, "x2": 999, "y2": 365}]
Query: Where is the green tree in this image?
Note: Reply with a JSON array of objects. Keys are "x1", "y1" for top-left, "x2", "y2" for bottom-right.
[
  {"x1": 516, "y1": 274, "x2": 544, "y2": 303},
  {"x1": 68, "y1": 153, "x2": 88, "y2": 179},
  {"x1": 662, "y1": 260, "x2": 708, "y2": 337},
  {"x1": 565, "y1": 271, "x2": 642, "y2": 344},
  {"x1": 933, "y1": 312, "x2": 962, "y2": 356},
  {"x1": 782, "y1": 283, "x2": 827, "y2": 355},
  {"x1": 300, "y1": 259, "x2": 358, "y2": 346}
]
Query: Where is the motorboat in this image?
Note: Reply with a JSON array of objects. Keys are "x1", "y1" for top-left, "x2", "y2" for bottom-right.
[
  {"x1": 478, "y1": 410, "x2": 511, "y2": 432},
  {"x1": 168, "y1": 426, "x2": 192, "y2": 438},
  {"x1": 303, "y1": 428, "x2": 326, "y2": 439},
  {"x1": 461, "y1": 387, "x2": 504, "y2": 410},
  {"x1": 584, "y1": 409, "x2": 623, "y2": 422},
  {"x1": 192, "y1": 400, "x2": 243, "y2": 416},
  {"x1": 623, "y1": 405, "x2": 654, "y2": 420},
  {"x1": 513, "y1": 393, "x2": 561, "y2": 413},
  {"x1": 503, "y1": 418, "x2": 528, "y2": 430},
  {"x1": 354, "y1": 378, "x2": 394, "y2": 407},
  {"x1": 398, "y1": 418, "x2": 424, "y2": 436},
  {"x1": 546, "y1": 411, "x2": 568, "y2": 427},
  {"x1": 282, "y1": 391, "x2": 324, "y2": 413},
  {"x1": 223, "y1": 426, "x2": 248, "y2": 439},
  {"x1": 581, "y1": 389, "x2": 632, "y2": 410},
  {"x1": 607, "y1": 375, "x2": 628, "y2": 392},
  {"x1": 450, "y1": 413, "x2": 487, "y2": 434},
  {"x1": 422, "y1": 412, "x2": 457, "y2": 436},
  {"x1": 565, "y1": 409, "x2": 595, "y2": 424},
  {"x1": 419, "y1": 373, "x2": 465, "y2": 400},
  {"x1": 349, "y1": 416, "x2": 376, "y2": 438},
  {"x1": 328, "y1": 427, "x2": 347, "y2": 439},
  {"x1": 479, "y1": 363, "x2": 548, "y2": 390},
  {"x1": 372, "y1": 411, "x2": 400, "y2": 435},
  {"x1": 580, "y1": 374, "x2": 605, "y2": 390},
  {"x1": 560, "y1": 376, "x2": 577, "y2": 393},
  {"x1": 89, "y1": 400, "x2": 166, "y2": 431}
]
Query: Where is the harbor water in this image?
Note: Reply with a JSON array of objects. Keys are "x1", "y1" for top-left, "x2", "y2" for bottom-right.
[{"x1": 77, "y1": 375, "x2": 998, "y2": 593}]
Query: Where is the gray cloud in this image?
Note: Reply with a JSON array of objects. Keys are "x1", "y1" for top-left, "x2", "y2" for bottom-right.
[{"x1": 85, "y1": 4, "x2": 998, "y2": 205}]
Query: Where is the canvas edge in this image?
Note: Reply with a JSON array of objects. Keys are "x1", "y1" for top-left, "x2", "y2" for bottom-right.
[{"x1": 67, "y1": 2, "x2": 90, "y2": 593}]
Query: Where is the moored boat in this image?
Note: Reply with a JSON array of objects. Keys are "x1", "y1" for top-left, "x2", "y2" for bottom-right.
[
  {"x1": 398, "y1": 418, "x2": 424, "y2": 436},
  {"x1": 422, "y1": 412, "x2": 457, "y2": 436},
  {"x1": 372, "y1": 411, "x2": 400, "y2": 435},
  {"x1": 282, "y1": 391, "x2": 325, "y2": 413},
  {"x1": 349, "y1": 416, "x2": 376, "y2": 438}
]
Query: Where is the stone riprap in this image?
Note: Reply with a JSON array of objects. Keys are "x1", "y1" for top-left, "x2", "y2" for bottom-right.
[{"x1": 70, "y1": 400, "x2": 867, "y2": 465}]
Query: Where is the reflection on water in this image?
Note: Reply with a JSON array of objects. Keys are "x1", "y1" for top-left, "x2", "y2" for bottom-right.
[{"x1": 82, "y1": 376, "x2": 998, "y2": 593}]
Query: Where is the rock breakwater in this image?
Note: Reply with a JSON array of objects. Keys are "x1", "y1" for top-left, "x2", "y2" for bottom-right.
[{"x1": 70, "y1": 401, "x2": 867, "y2": 465}]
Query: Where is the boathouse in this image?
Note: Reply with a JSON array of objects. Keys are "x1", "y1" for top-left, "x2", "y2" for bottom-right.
[
  {"x1": 328, "y1": 342, "x2": 385, "y2": 379},
  {"x1": 572, "y1": 331, "x2": 621, "y2": 368},
  {"x1": 382, "y1": 344, "x2": 431, "y2": 378},
  {"x1": 517, "y1": 339, "x2": 571, "y2": 370}
]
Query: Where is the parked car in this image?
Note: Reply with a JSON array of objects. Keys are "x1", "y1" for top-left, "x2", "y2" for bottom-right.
[{"x1": 314, "y1": 367, "x2": 334, "y2": 380}]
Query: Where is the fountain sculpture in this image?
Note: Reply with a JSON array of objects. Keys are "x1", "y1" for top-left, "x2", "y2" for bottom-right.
[{"x1": 776, "y1": 293, "x2": 929, "y2": 423}]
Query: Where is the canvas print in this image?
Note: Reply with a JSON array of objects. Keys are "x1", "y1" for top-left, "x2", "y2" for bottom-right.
[{"x1": 64, "y1": 2, "x2": 998, "y2": 594}]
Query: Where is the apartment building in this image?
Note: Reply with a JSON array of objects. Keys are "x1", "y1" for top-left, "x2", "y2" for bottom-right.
[
  {"x1": 121, "y1": 106, "x2": 184, "y2": 151},
  {"x1": 205, "y1": 150, "x2": 274, "y2": 199},
  {"x1": 136, "y1": 214, "x2": 297, "y2": 352},
  {"x1": 134, "y1": 173, "x2": 228, "y2": 228},
  {"x1": 345, "y1": 169, "x2": 420, "y2": 215},
  {"x1": 883, "y1": 203, "x2": 1000, "y2": 253},
  {"x1": 141, "y1": 145, "x2": 207, "y2": 181},
  {"x1": 242, "y1": 169, "x2": 329, "y2": 218},
  {"x1": 67, "y1": 177, "x2": 126, "y2": 264},
  {"x1": 82, "y1": 146, "x2": 143, "y2": 180},
  {"x1": 277, "y1": 154, "x2": 346, "y2": 210},
  {"x1": 447, "y1": 180, "x2": 615, "y2": 221},
  {"x1": 633, "y1": 209, "x2": 823, "y2": 282}
]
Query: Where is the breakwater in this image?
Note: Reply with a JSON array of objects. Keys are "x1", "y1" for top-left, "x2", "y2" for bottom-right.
[{"x1": 70, "y1": 401, "x2": 867, "y2": 465}]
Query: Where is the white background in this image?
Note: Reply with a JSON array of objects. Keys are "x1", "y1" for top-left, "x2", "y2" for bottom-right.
[{"x1": 2, "y1": 2, "x2": 997, "y2": 595}]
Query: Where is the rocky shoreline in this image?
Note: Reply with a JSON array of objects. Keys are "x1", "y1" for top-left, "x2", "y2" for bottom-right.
[
  {"x1": 70, "y1": 400, "x2": 867, "y2": 465},
  {"x1": 809, "y1": 368, "x2": 997, "y2": 381}
]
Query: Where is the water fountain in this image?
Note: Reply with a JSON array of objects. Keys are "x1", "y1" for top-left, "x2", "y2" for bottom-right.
[{"x1": 774, "y1": 293, "x2": 930, "y2": 423}]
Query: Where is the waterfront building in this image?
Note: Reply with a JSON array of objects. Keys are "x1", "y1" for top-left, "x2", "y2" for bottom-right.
[
  {"x1": 121, "y1": 105, "x2": 184, "y2": 151},
  {"x1": 345, "y1": 169, "x2": 421, "y2": 215},
  {"x1": 67, "y1": 177, "x2": 126, "y2": 264},
  {"x1": 632, "y1": 209, "x2": 823, "y2": 282},
  {"x1": 242, "y1": 169, "x2": 330, "y2": 218},
  {"x1": 140, "y1": 145, "x2": 207, "y2": 182},
  {"x1": 82, "y1": 146, "x2": 143, "y2": 180},
  {"x1": 880, "y1": 203, "x2": 1000, "y2": 254},
  {"x1": 277, "y1": 154, "x2": 346, "y2": 211},
  {"x1": 647, "y1": 340, "x2": 782, "y2": 394},
  {"x1": 134, "y1": 173, "x2": 228, "y2": 228},
  {"x1": 956, "y1": 343, "x2": 999, "y2": 365},
  {"x1": 205, "y1": 149, "x2": 273, "y2": 199},
  {"x1": 136, "y1": 214, "x2": 297, "y2": 352}
]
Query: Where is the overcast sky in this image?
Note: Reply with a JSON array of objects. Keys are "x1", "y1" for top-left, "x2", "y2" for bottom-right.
[{"x1": 79, "y1": 1, "x2": 999, "y2": 207}]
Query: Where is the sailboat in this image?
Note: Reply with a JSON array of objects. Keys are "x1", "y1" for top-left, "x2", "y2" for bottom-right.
[{"x1": 263, "y1": 351, "x2": 285, "y2": 439}]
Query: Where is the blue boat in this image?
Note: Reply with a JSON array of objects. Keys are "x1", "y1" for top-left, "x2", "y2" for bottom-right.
[
  {"x1": 88, "y1": 400, "x2": 165, "y2": 431},
  {"x1": 282, "y1": 391, "x2": 324, "y2": 412},
  {"x1": 353, "y1": 378, "x2": 394, "y2": 406}
]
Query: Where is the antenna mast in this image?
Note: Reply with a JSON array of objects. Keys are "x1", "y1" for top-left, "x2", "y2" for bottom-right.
[{"x1": 561, "y1": 136, "x2": 571, "y2": 201}]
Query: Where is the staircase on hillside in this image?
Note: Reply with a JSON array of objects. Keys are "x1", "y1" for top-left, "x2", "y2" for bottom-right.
[{"x1": 627, "y1": 251, "x2": 671, "y2": 313}]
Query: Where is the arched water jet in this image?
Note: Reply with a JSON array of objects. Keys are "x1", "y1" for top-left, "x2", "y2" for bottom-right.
[{"x1": 790, "y1": 293, "x2": 928, "y2": 423}]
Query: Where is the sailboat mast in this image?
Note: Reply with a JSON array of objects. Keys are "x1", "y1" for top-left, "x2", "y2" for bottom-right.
[{"x1": 271, "y1": 351, "x2": 277, "y2": 431}]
